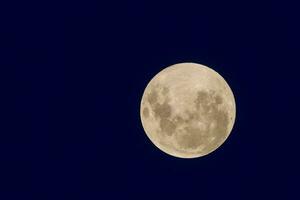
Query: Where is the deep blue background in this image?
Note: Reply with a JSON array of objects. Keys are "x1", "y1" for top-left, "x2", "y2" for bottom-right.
[{"x1": 1, "y1": 0, "x2": 299, "y2": 199}]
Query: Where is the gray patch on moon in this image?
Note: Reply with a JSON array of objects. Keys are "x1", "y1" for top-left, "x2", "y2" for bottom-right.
[
  {"x1": 174, "y1": 89, "x2": 229, "y2": 152},
  {"x1": 194, "y1": 91, "x2": 210, "y2": 110},
  {"x1": 142, "y1": 107, "x2": 149, "y2": 118},
  {"x1": 179, "y1": 126, "x2": 206, "y2": 149},
  {"x1": 173, "y1": 116, "x2": 185, "y2": 125},
  {"x1": 185, "y1": 110, "x2": 199, "y2": 121},
  {"x1": 146, "y1": 87, "x2": 230, "y2": 153},
  {"x1": 160, "y1": 118, "x2": 176, "y2": 136},
  {"x1": 148, "y1": 89, "x2": 158, "y2": 105},
  {"x1": 162, "y1": 87, "x2": 169, "y2": 95},
  {"x1": 215, "y1": 95, "x2": 223, "y2": 104},
  {"x1": 147, "y1": 86, "x2": 176, "y2": 137},
  {"x1": 153, "y1": 102, "x2": 172, "y2": 119}
]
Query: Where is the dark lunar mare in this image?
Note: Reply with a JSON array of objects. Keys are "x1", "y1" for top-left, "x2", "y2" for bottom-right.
[
  {"x1": 145, "y1": 86, "x2": 177, "y2": 137},
  {"x1": 144, "y1": 86, "x2": 229, "y2": 153},
  {"x1": 182, "y1": 90, "x2": 229, "y2": 152}
]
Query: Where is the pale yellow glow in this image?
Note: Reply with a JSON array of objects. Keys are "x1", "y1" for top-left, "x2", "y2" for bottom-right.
[{"x1": 140, "y1": 63, "x2": 236, "y2": 158}]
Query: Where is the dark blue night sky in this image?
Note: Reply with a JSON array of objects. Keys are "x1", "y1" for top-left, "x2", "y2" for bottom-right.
[{"x1": 1, "y1": 0, "x2": 299, "y2": 199}]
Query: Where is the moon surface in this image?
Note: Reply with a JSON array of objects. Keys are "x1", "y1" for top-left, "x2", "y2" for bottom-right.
[{"x1": 140, "y1": 63, "x2": 236, "y2": 158}]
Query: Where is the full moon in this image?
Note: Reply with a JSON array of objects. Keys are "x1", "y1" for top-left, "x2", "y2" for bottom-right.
[{"x1": 140, "y1": 63, "x2": 236, "y2": 158}]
